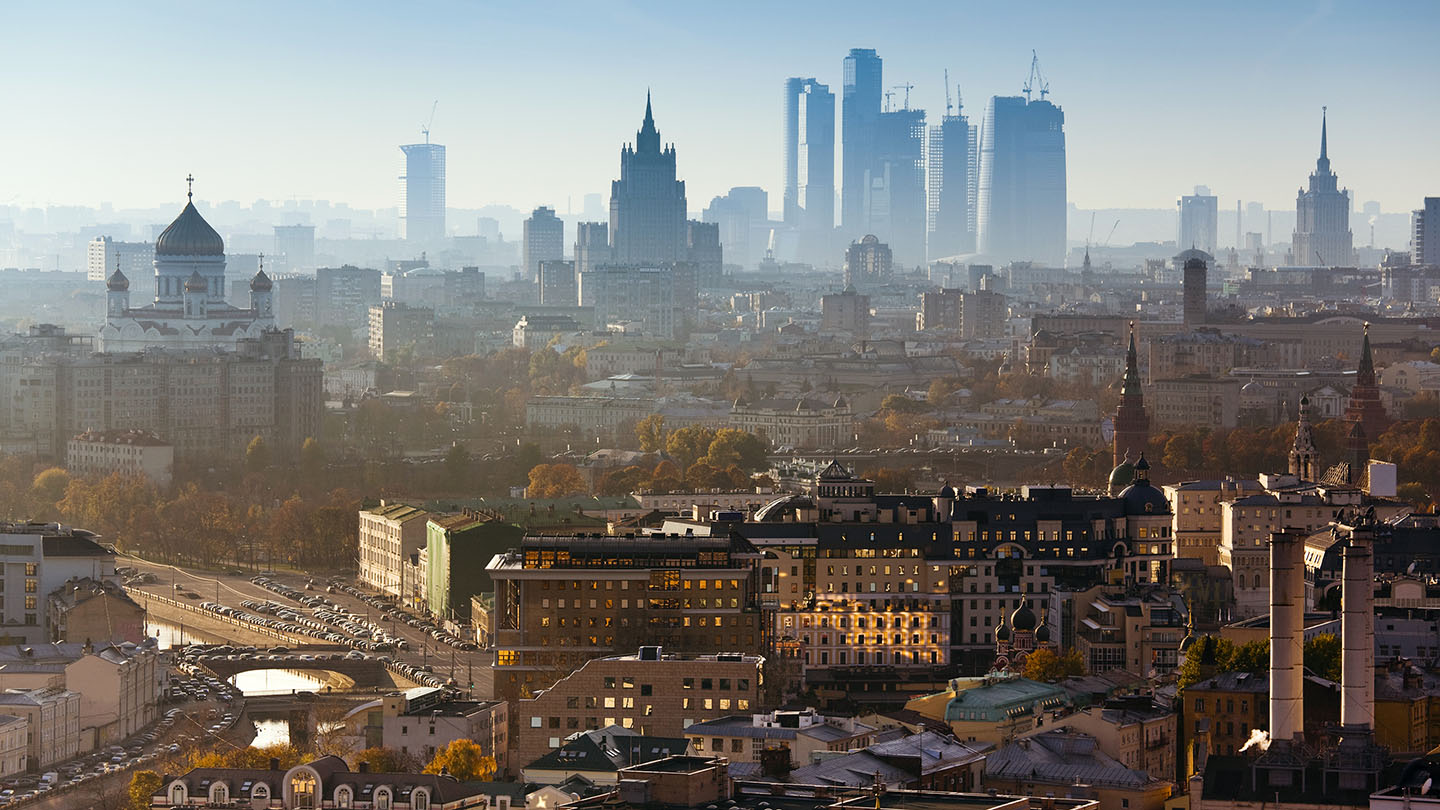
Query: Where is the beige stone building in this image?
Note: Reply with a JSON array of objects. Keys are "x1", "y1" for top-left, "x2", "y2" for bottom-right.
[
  {"x1": 512, "y1": 648, "x2": 763, "y2": 770},
  {"x1": 0, "y1": 714, "x2": 26, "y2": 777},
  {"x1": 683, "y1": 708, "x2": 875, "y2": 767},
  {"x1": 65, "y1": 429, "x2": 174, "y2": 487},
  {"x1": 1070, "y1": 585, "x2": 1189, "y2": 674},
  {"x1": 1049, "y1": 696, "x2": 1176, "y2": 784},
  {"x1": 728, "y1": 396, "x2": 853, "y2": 449},
  {"x1": 1165, "y1": 479, "x2": 1263, "y2": 567},
  {"x1": 357, "y1": 501, "x2": 429, "y2": 598},
  {"x1": 0, "y1": 687, "x2": 80, "y2": 768}
]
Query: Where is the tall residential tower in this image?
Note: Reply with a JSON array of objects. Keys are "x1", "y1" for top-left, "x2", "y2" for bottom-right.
[{"x1": 927, "y1": 94, "x2": 975, "y2": 260}]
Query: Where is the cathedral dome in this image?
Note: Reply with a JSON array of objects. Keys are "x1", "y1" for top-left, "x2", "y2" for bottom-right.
[
  {"x1": 156, "y1": 200, "x2": 225, "y2": 257},
  {"x1": 1035, "y1": 617, "x2": 1052, "y2": 644},
  {"x1": 1010, "y1": 604, "x2": 1037, "y2": 632},
  {"x1": 106, "y1": 268, "x2": 129, "y2": 291},
  {"x1": 995, "y1": 622, "x2": 1011, "y2": 643},
  {"x1": 1108, "y1": 459, "x2": 1135, "y2": 489},
  {"x1": 250, "y1": 268, "x2": 273, "y2": 291},
  {"x1": 184, "y1": 270, "x2": 208, "y2": 293}
]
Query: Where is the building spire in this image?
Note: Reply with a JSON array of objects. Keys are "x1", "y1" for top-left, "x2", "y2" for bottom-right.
[
  {"x1": 1121, "y1": 321, "x2": 1141, "y2": 395},
  {"x1": 1357, "y1": 321, "x2": 1374, "y2": 384},
  {"x1": 636, "y1": 91, "x2": 660, "y2": 153},
  {"x1": 1320, "y1": 106, "x2": 1328, "y2": 161}
]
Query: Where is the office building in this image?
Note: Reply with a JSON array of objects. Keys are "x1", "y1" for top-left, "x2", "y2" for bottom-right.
[
  {"x1": 66, "y1": 429, "x2": 174, "y2": 487},
  {"x1": 1292, "y1": 109, "x2": 1352, "y2": 266},
  {"x1": 581, "y1": 265, "x2": 677, "y2": 338},
  {"x1": 821, "y1": 288, "x2": 869, "y2": 335},
  {"x1": 537, "y1": 260, "x2": 578, "y2": 306},
  {"x1": 524, "y1": 206, "x2": 565, "y2": 281},
  {"x1": 425, "y1": 511, "x2": 523, "y2": 624},
  {"x1": 728, "y1": 397, "x2": 854, "y2": 449},
  {"x1": 784, "y1": 77, "x2": 835, "y2": 260},
  {"x1": 841, "y1": 48, "x2": 883, "y2": 237},
  {"x1": 575, "y1": 221, "x2": 611, "y2": 281},
  {"x1": 610, "y1": 94, "x2": 687, "y2": 265},
  {"x1": 86, "y1": 237, "x2": 153, "y2": 283},
  {"x1": 367, "y1": 301, "x2": 434, "y2": 361},
  {"x1": 843, "y1": 234, "x2": 893, "y2": 286},
  {"x1": 701, "y1": 187, "x2": 768, "y2": 271},
  {"x1": 486, "y1": 532, "x2": 772, "y2": 726},
  {"x1": 315, "y1": 265, "x2": 382, "y2": 327},
  {"x1": 0, "y1": 330, "x2": 322, "y2": 462},
  {"x1": 977, "y1": 90, "x2": 1067, "y2": 265},
  {"x1": 928, "y1": 104, "x2": 976, "y2": 260},
  {"x1": 685, "y1": 220, "x2": 723, "y2": 289},
  {"x1": 512, "y1": 647, "x2": 764, "y2": 771},
  {"x1": 272, "y1": 224, "x2": 316, "y2": 272},
  {"x1": 358, "y1": 502, "x2": 430, "y2": 599},
  {"x1": 1413, "y1": 197, "x2": 1440, "y2": 265},
  {"x1": 97, "y1": 183, "x2": 276, "y2": 352},
  {"x1": 872, "y1": 108, "x2": 928, "y2": 266},
  {"x1": 1178, "y1": 187, "x2": 1218, "y2": 254},
  {"x1": 400, "y1": 141, "x2": 446, "y2": 242},
  {"x1": 371, "y1": 687, "x2": 508, "y2": 772}
]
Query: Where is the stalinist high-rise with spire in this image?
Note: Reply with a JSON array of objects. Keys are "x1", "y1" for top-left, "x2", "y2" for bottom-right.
[
  {"x1": 609, "y1": 93, "x2": 688, "y2": 264},
  {"x1": 1292, "y1": 108, "x2": 1353, "y2": 267}
]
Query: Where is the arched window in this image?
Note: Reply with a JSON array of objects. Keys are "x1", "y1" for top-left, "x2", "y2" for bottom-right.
[
  {"x1": 375, "y1": 786, "x2": 393, "y2": 810},
  {"x1": 253, "y1": 783, "x2": 269, "y2": 802},
  {"x1": 210, "y1": 782, "x2": 229, "y2": 804},
  {"x1": 414, "y1": 788, "x2": 431, "y2": 810},
  {"x1": 169, "y1": 783, "x2": 186, "y2": 805},
  {"x1": 291, "y1": 771, "x2": 317, "y2": 809},
  {"x1": 335, "y1": 785, "x2": 353, "y2": 808}
]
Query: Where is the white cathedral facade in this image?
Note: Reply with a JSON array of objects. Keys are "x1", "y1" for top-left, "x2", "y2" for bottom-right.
[{"x1": 98, "y1": 184, "x2": 275, "y2": 353}]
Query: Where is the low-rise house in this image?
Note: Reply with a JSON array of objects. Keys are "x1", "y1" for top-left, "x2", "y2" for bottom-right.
[
  {"x1": 153, "y1": 754, "x2": 491, "y2": 808},
  {"x1": 684, "y1": 708, "x2": 874, "y2": 767},
  {"x1": 986, "y1": 731, "x2": 1172, "y2": 810},
  {"x1": 521, "y1": 726, "x2": 689, "y2": 786}
]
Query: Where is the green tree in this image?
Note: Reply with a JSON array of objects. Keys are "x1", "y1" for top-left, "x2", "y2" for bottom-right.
[
  {"x1": 703, "y1": 428, "x2": 769, "y2": 472},
  {"x1": 244, "y1": 435, "x2": 271, "y2": 475},
  {"x1": 635, "y1": 414, "x2": 667, "y2": 453},
  {"x1": 30, "y1": 467, "x2": 72, "y2": 517},
  {"x1": 128, "y1": 770, "x2": 163, "y2": 810},
  {"x1": 423, "y1": 739, "x2": 496, "y2": 781},
  {"x1": 665, "y1": 425, "x2": 717, "y2": 470},
  {"x1": 1228, "y1": 639, "x2": 1270, "y2": 674},
  {"x1": 1304, "y1": 633, "x2": 1342, "y2": 681}
]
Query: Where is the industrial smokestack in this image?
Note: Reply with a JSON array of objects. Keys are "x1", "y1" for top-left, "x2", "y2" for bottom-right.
[
  {"x1": 1269, "y1": 530, "x2": 1305, "y2": 743},
  {"x1": 1341, "y1": 525, "x2": 1375, "y2": 730}
]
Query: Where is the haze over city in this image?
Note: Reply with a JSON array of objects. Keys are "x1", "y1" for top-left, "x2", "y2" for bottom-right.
[
  {"x1": 2, "y1": 3, "x2": 1440, "y2": 810},
  {"x1": 3, "y1": 0, "x2": 1438, "y2": 214}
]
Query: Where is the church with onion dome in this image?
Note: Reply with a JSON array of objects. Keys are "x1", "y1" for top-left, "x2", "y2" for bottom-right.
[{"x1": 97, "y1": 177, "x2": 275, "y2": 353}]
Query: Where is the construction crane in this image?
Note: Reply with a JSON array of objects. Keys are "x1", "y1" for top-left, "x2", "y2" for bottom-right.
[
  {"x1": 1022, "y1": 50, "x2": 1049, "y2": 102},
  {"x1": 944, "y1": 70, "x2": 952, "y2": 117},
  {"x1": 1101, "y1": 219, "x2": 1120, "y2": 249},
  {"x1": 421, "y1": 100, "x2": 439, "y2": 144},
  {"x1": 892, "y1": 83, "x2": 915, "y2": 110},
  {"x1": 883, "y1": 89, "x2": 896, "y2": 113}
]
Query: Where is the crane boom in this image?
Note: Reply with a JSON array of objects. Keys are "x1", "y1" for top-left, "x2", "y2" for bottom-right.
[
  {"x1": 421, "y1": 100, "x2": 439, "y2": 144},
  {"x1": 944, "y1": 69, "x2": 952, "y2": 117}
]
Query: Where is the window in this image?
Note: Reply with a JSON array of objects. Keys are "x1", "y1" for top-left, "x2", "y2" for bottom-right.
[
  {"x1": 336, "y1": 786, "x2": 353, "y2": 808},
  {"x1": 290, "y1": 771, "x2": 317, "y2": 809},
  {"x1": 210, "y1": 784, "x2": 228, "y2": 803},
  {"x1": 375, "y1": 787, "x2": 392, "y2": 810},
  {"x1": 413, "y1": 789, "x2": 430, "y2": 810},
  {"x1": 169, "y1": 784, "x2": 186, "y2": 805}
]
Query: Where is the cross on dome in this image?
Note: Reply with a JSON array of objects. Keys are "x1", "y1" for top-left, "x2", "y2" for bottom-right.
[{"x1": 186, "y1": 173, "x2": 194, "y2": 200}]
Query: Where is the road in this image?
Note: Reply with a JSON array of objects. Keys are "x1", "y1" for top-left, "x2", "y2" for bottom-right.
[{"x1": 123, "y1": 556, "x2": 494, "y2": 700}]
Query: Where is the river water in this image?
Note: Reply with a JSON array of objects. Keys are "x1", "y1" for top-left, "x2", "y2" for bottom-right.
[{"x1": 151, "y1": 620, "x2": 330, "y2": 748}]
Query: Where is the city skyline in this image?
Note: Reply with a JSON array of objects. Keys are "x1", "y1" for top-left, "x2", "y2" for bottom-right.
[{"x1": 2, "y1": 1, "x2": 1437, "y2": 218}]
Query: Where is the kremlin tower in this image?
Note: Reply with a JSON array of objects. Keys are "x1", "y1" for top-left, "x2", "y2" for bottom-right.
[{"x1": 1111, "y1": 322, "x2": 1150, "y2": 476}]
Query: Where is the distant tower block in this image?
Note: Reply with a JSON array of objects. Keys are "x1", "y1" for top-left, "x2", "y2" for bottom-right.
[{"x1": 1182, "y1": 256, "x2": 1207, "y2": 327}]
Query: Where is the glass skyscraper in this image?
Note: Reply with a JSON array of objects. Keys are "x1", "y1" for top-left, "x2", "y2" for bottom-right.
[
  {"x1": 977, "y1": 95, "x2": 1066, "y2": 265},
  {"x1": 399, "y1": 142, "x2": 446, "y2": 242},
  {"x1": 783, "y1": 77, "x2": 835, "y2": 261},
  {"x1": 841, "y1": 48, "x2": 882, "y2": 239}
]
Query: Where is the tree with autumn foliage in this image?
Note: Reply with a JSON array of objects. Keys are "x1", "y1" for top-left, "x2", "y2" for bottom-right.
[
  {"x1": 526, "y1": 463, "x2": 587, "y2": 498},
  {"x1": 423, "y1": 739, "x2": 496, "y2": 781}
]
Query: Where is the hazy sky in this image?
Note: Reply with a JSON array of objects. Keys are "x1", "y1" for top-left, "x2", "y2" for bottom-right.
[{"x1": 3, "y1": 0, "x2": 1437, "y2": 217}]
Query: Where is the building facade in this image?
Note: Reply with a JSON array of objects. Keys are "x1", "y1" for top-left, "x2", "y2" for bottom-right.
[
  {"x1": 66, "y1": 429, "x2": 174, "y2": 487},
  {"x1": 977, "y1": 93, "x2": 1067, "y2": 265},
  {"x1": 1291, "y1": 110, "x2": 1352, "y2": 267},
  {"x1": 1178, "y1": 188, "x2": 1219, "y2": 255},
  {"x1": 783, "y1": 77, "x2": 835, "y2": 262},
  {"x1": 358, "y1": 502, "x2": 430, "y2": 599},
  {"x1": 86, "y1": 237, "x2": 154, "y2": 283},
  {"x1": 400, "y1": 142, "x2": 446, "y2": 242},
  {"x1": 524, "y1": 206, "x2": 565, "y2": 281},
  {"x1": 728, "y1": 397, "x2": 854, "y2": 450},
  {"x1": 610, "y1": 96, "x2": 687, "y2": 265},
  {"x1": 841, "y1": 48, "x2": 883, "y2": 239},
  {"x1": 928, "y1": 108, "x2": 976, "y2": 260}
]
